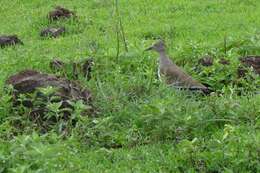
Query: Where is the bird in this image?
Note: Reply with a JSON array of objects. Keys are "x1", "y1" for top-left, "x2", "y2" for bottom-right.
[{"x1": 145, "y1": 40, "x2": 210, "y2": 94}]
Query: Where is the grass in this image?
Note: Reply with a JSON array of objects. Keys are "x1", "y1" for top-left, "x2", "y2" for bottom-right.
[{"x1": 0, "y1": 0, "x2": 260, "y2": 172}]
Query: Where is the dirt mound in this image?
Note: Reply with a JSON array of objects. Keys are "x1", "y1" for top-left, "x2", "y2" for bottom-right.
[
  {"x1": 40, "y1": 27, "x2": 65, "y2": 38},
  {"x1": 0, "y1": 35, "x2": 23, "y2": 48},
  {"x1": 49, "y1": 59, "x2": 65, "y2": 72},
  {"x1": 6, "y1": 69, "x2": 92, "y2": 103},
  {"x1": 49, "y1": 58, "x2": 94, "y2": 80},
  {"x1": 5, "y1": 70, "x2": 92, "y2": 127},
  {"x1": 198, "y1": 56, "x2": 213, "y2": 67},
  {"x1": 219, "y1": 58, "x2": 230, "y2": 65},
  {"x1": 237, "y1": 66, "x2": 248, "y2": 78},
  {"x1": 240, "y1": 55, "x2": 260, "y2": 74},
  {"x1": 82, "y1": 58, "x2": 94, "y2": 80},
  {"x1": 48, "y1": 6, "x2": 75, "y2": 21}
]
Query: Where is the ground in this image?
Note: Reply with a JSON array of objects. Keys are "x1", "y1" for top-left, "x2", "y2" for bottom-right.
[{"x1": 0, "y1": 0, "x2": 259, "y2": 172}]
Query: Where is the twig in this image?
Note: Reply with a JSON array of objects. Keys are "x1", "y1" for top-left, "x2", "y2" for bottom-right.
[
  {"x1": 115, "y1": 0, "x2": 128, "y2": 53},
  {"x1": 116, "y1": 21, "x2": 120, "y2": 60},
  {"x1": 118, "y1": 14, "x2": 128, "y2": 52},
  {"x1": 224, "y1": 34, "x2": 227, "y2": 56}
]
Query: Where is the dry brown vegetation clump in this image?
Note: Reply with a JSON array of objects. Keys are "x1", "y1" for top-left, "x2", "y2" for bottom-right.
[
  {"x1": 40, "y1": 27, "x2": 65, "y2": 38},
  {"x1": 48, "y1": 6, "x2": 76, "y2": 21},
  {"x1": 240, "y1": 55, "x2": 260, "y2": 74},
  {"x1": 0, "y1": 35, "x2": 23, "y2": 48}
]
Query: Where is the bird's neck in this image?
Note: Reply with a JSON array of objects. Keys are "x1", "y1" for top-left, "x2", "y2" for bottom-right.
[
  {"x1": 158, "y1": 51, "x2": 173, "y2": 65},
  {"x1": 159, "y1": 51, "x2": 167, "y2": 58}
]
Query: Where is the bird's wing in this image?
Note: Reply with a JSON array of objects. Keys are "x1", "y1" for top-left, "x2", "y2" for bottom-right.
[{"x1": 161, "y1": 64, "x2": 207, "y2": 89}]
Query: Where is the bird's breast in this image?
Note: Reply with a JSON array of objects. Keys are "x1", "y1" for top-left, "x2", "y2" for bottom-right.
[{"x1": 157, "y1": 67, "x2": 162, "y2": 81}]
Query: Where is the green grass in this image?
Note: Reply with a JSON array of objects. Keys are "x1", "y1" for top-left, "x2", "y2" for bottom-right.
[{"x1": 0, "y1": 0, "x2": 260, "y2": 172}]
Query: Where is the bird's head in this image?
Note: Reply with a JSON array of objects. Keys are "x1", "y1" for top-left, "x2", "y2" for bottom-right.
[{"x1": 145, "y1": 40, "x2": 166, "y2": 53}]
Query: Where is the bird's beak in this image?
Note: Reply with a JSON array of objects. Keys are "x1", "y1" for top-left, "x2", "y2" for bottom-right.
[{"x1": 145, "y1": 46, "x2": 153, "y2": 51}]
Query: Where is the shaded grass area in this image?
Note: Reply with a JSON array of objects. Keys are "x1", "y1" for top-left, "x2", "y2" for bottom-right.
[{"x1": 0, "y1": 0, "x2": 260, "y2": 172}]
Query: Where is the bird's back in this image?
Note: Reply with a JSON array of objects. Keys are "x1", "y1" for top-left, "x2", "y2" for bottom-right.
[{"x1": 159, "y1": 55, "x2": 207, "y2": 89}]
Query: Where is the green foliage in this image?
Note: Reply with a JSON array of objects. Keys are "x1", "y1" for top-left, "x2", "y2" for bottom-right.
[{"x1": 0, "y1": 0, "x2": 259, "y2": 172}]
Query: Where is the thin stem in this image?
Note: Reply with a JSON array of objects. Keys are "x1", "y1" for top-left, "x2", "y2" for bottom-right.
[
  {"x1": 116, "y1": 22, "x2": 120, "y2": 60},
  {"x1": 119, "y1": 15, "x2": 128, "y2": 52},
  {"x1": 224, "y1": 34, "x2": 227, "y2": 56},
  {"x1": 115, "y1": 0, "x2": 128, "y2": 53}
]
